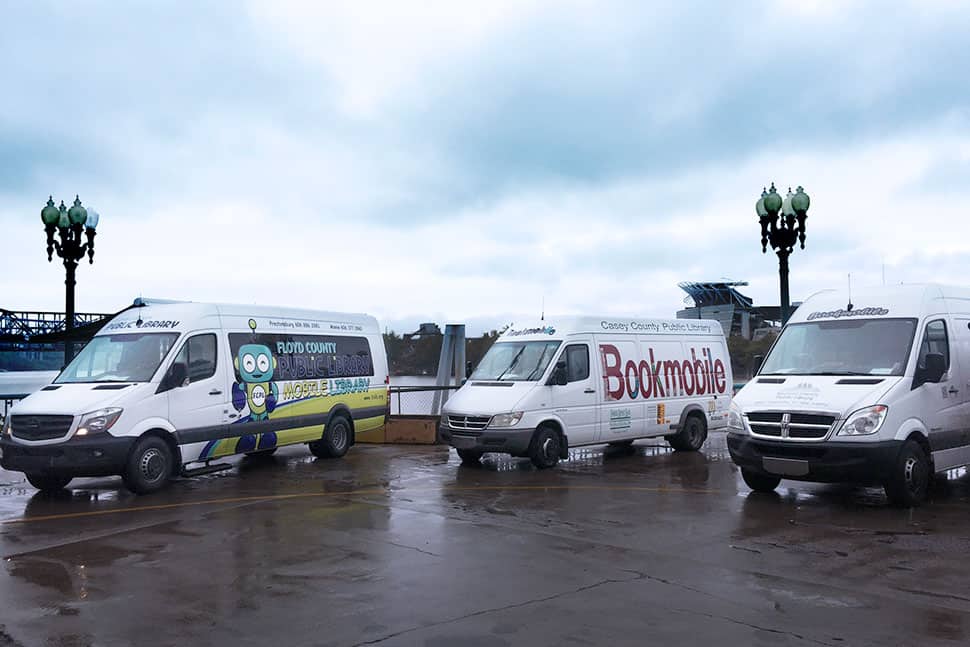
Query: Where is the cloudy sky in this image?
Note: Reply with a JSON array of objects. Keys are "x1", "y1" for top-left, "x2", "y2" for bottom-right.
[{"x1": 2, "y1": 0, "x2": 968, "y2": 335}]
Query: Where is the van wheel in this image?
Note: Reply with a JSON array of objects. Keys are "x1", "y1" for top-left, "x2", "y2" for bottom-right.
[
  {"x1": 456, "y1": 449, "x2": 483, "y2": 464},
  {"x1": 668, "y1": 414, "x2": 707, "y2": 451},
  {"x1": 25, "y1": 473, "x2": 72, "y2": 492},
  {"x1": 884, "y1": 440, "x2": 930, "y2": 507},
  {"x1": 529, "y1": 426, "x2": 561, "y2": 469},
  {"x1": 741, "y1": 469, "x2": 781, "y2": 492},
  {"x1": 123, "y1": 436, "x2": 173, "y2": 495},
  {"x1": 309, "y1": 415, "x2": 351, "y2": 459}
]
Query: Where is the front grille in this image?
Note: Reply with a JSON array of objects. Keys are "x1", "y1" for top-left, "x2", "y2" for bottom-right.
[
  {"x1": 447, "y1": 415, "x2": 491, "y2": 431},
  {"x1": 11, "y1": 415, "x2": 74, "y2": 441},
  {"x1": 747, "y1": 411, "x2": 837, "y2": 440}
]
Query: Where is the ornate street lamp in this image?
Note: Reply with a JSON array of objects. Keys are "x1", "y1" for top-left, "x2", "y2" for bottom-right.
[
  {"x1": 758, "y1": 183, "x2": 810, "y2": 326},
  {"x1": 40, "y1": 196, "x2": 100, "y2": 366}
]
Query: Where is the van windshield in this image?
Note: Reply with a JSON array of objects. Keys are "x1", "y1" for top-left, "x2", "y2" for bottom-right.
[
  {"x1": 472, "y1": 341, "x2": 562, "y2": 382},
  {"x1": 55, "y1": 333, "x2": 180, "y2": 384},
  {"x1": 760, "y1": 318, "x2": 917, "y2": 376}
]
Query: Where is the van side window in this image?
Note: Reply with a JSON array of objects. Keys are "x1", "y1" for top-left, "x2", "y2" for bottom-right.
[
  {"x1": 917, "y1": 320, "x2": 949, "y2": 371},
  {"x1": 172, "y1": 334, "x2": 218, "y2": 383},
  {"x1": 565, "y1": 345, "x2": 590, "y2": 382}
]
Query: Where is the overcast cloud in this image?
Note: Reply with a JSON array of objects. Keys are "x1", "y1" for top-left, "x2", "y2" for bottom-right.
[{"x1": 2, "y1": 0, "x2": 969, "y2": 334}]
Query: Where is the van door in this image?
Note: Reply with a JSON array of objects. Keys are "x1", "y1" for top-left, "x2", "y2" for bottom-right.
[
  {"x1": 921, "y1": 318, "x2": 970, "y2": 470},
  {"x1": 163, "y1": 332, "x2": 229, "y2": 461},
  {"x1": 550, "y1": 341, "x2": 600, "y2": 445},
  {"x1": 597, "y1": 337, "x2": 645, "y2": 442}
]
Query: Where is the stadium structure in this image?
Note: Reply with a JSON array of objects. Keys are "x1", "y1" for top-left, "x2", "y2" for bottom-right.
[{"x1": 677, "y1": 281, "x2": 793, "y2": 339}]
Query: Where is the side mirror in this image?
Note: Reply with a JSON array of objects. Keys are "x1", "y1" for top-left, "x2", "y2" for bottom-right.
[
  {"x1": 159, "y1": 362, "x2": 189, "y2": 393},
  {"x1": 547, "y1": 360, "x2": 568, "y2": 386},
  {"x1": 916, "y1": 352, "x2": 946, "y2": 386},
  {"x1": 465, "y1": 361, "x2": 473, "y2": 378}
]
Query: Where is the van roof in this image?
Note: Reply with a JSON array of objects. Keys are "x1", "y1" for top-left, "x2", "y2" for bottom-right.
[
  {"x1": 789, "y1": 283, "x2": 970, "y2": 324},
  {"x1": 499, "y1": 316, "x2": 724, "y2": 340},
  {"x1": 99, "y1": 299, "x2": 381, "y2": 335}
]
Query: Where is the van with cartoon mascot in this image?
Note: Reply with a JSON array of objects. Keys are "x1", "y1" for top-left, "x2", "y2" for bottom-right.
[{"x1": 0, "y1": 298, "x2": 389, "y2": 494}]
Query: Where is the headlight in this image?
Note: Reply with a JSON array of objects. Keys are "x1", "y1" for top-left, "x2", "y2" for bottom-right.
[
  {"x1": 728, "y1": 401, "x2": 746, "y2": 431},
  {"x1": 489, "y1": 412, "x2": 523, "y2": 428},
  {"x1": 838, "y1": 405, "x2": 888, "y2": 436},
  {"x1": 76, "y1": 407, "x2": 123, "y2": 436}
]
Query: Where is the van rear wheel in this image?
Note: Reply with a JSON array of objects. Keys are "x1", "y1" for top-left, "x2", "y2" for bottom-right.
[
  {"x1": 741, "y1": 469, "x2": 781, "y2": 492},
  {"x1": 25, "y1": 473, "x2": 72, "y2": 492},
  {"x1": 884, "y1": 439, "x2": 930, "y2": 507},
  {"x1": 668, "y1": 414, "x2": 707, "y2": 451},
  {"x1": 529, "y1": 426, "x2": 561, "y2": 469},
  {"x1": 309, "y1": 415, "x2": 351, "y2": 459}
]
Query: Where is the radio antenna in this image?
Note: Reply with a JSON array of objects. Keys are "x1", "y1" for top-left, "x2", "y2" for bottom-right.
[
  {"x1": 540, "y1": 296, "x2": 545, "y2": 321},
  {"x1": 847, "y1": 273, "x2": 854, "y2": 312}
]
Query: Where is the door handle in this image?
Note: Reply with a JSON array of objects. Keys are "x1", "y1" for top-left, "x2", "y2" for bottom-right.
[
  {"x1": 209, "y1": 389, "x2": 223, "y2": 395},
  {"x1": 948, "y1": 386, "x2": 959, "y2": 395},
  {"x1": 584, "y1": 388, "x2": 595, "y2": 394}
]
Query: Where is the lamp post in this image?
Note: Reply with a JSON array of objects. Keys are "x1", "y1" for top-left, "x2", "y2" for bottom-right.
[
  {"x1": 40, "y1": 196, "x2": 100, "y2": 366},
  {"x1": 757, "y1": 183, "x2": 810, "y2": 326}
]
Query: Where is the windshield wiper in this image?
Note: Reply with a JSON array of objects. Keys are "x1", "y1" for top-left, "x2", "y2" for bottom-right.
[{"x1": 495, "y1": 347, "x2": 526, "y2": 381}]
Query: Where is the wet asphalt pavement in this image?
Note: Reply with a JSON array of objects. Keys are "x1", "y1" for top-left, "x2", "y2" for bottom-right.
[{"x1": 2, "y1": 432, "x2": 970, "y2": 646}]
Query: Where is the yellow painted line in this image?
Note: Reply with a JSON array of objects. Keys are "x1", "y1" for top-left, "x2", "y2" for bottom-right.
[{"x1": 1, "y1": 484, "x2": 718, "y2": 525}]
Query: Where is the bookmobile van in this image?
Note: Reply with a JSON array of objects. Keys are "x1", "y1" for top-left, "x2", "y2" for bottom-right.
[
  {"x1": 728, "y1": 284, "x2": 970, "y2": 506},
  {"x1": 439, "y1": 317, "x2": 732, "y2": 468},
  {"x1": 0, "y1": 299, "x2": 389, "y2": 494}
]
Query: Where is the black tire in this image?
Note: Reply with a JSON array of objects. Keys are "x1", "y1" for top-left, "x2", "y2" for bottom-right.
[
  {"x1": 123, "y1": 436, "x2": 173, "y2": 495},
  {"x1": 741, "y1": 468, "x2": 781, "y2": 493},
  {"x1": 668, "y1": 414, "x2": 707, "y2": 452},
  {"x1": 529, "y1": 426, "x2": 562, "y2": 469},
  {"x1": 309, "y1": 415, "x2": 351, "y2": 459},
  {"x1": 884, "y1": 439, "x2": 931, "y2": 507},
  {"x1": 456, "y1": 449, "x2": 483, "y2": 464},
  {"x1": 25, "y1": 473, "x2": 72, "y2": 492}
]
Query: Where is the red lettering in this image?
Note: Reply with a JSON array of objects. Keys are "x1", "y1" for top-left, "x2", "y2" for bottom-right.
[
  {"x1": 681, "y1": 359, "x2": 695, "y2": 395},
  {"x1": 600, "y1": 344, "x2": 625, "y2": 400},
  {"x1": 649, "y1": 348, "x2": 665, "y2": 397},
  {"x1": 714, "y1": 359, "x2": 727, "y2": 393},
  {"x1": 691, "y1": 348, "x2": 705, "y2": 395},
  {"x1": 664, "y1": 360, "x2": 682, "y2": 396},
  {"x1": 625, "y1": 360, "x2": 640, "y2": 399},
  {"x1": 638, "y1": 360, "x2": 652, "y2": 399}
]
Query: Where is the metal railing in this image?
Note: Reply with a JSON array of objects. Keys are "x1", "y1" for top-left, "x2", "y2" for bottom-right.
[
  {"x1": 389, "y1": 385, "x2": 461, "y2": 416},
  {"x1": 1, "y1": 394, "x2": 28, "y2": 427}
]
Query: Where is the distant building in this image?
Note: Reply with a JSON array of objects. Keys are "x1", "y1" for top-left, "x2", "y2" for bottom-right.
[
  {"x1": 0, "y1": 308, "x2": 114, "y2": 371},
  {"x1": 676, "y1": 281, "x2": 796, "y2": 339}
]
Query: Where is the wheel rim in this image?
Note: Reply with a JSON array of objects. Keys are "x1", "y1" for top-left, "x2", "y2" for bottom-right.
[
  {"x1": 687, "y1": 421, "x2": 701, "y2": 445},
  {"x1": 331, "y1": 424, "x2": 348, "y2": 452},
  {"x1": 541, "y1": 435, "x2": 557, "y2": 462},
  {"x1": 904, "y1": 455, "x2": 924, "y2": 495},
  {"x1": 140, "y1": 448, "x2": 166, "y2": 483}
]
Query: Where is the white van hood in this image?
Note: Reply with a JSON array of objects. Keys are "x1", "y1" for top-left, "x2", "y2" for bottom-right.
[
  {"x1": 443, "y1": 381, "x2": 537, "y2": 416},
  {"x1": 11, "y1": 383, "x2": 149, "y2": 416},
  {"x1": 735, "y1": 376, "x2": 900, "y2": 415}
]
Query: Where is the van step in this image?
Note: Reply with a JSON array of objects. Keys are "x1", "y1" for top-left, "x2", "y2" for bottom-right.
[{"x1": 181, "y1": 462, "x2": 233, "y2": 477}]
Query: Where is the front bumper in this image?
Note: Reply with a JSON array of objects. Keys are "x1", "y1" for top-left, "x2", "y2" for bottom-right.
[
  {"x1": 0, "y1": 434, "x2": 134, "y2": 478},
  {"x1": 727, "y1": 432, "x2": 903, "y2": 485},
  {"x1": 438, "y1": 424, "x2": 535, "y2": 456}
]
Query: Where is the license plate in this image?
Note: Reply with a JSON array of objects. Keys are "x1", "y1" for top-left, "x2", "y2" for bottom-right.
[
  {"x1": 451, "y1": 436, "x2": 479, "y2": 449},
  {"x1": 763, "y1": 457, "x2": 809, "y2": 477}
]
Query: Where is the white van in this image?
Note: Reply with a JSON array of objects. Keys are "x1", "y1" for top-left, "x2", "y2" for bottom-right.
[
  {"x1": 728, "y1": 284, "x2": 970, "y2": 506},
  {"x1": 0, "y1": 299, "x2": 389, "y2": 494},
  {"x1": 439, "y1": 317, "x2": 732, "y2": 468}
]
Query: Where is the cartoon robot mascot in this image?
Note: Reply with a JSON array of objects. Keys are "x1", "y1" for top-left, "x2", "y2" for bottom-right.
[{"x1": 232, "y1": 320, "x2": 279, "y2": 452}]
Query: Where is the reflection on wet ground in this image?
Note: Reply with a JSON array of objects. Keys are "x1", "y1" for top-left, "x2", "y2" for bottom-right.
[{"x1": 2, "y1": 432, "x2": 970, "y2": 645}]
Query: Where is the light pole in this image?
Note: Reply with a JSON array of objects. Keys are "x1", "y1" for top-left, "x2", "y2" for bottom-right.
[
  {"x1": 40, "y1": 196, "x2": 100, "y2": 367},
  {"x1": 757, "y1": 184, "x2": 810, "y2": 326}
]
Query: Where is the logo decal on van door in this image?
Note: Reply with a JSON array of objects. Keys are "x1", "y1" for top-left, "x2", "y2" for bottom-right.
[{"x1": 600, "y1": 345, "x2": 727, "y2": 402}]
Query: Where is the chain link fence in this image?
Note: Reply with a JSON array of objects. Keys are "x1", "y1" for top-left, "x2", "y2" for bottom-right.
[{"x1": 389, "y1": 386, "x2": 461, "y2": 416}]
